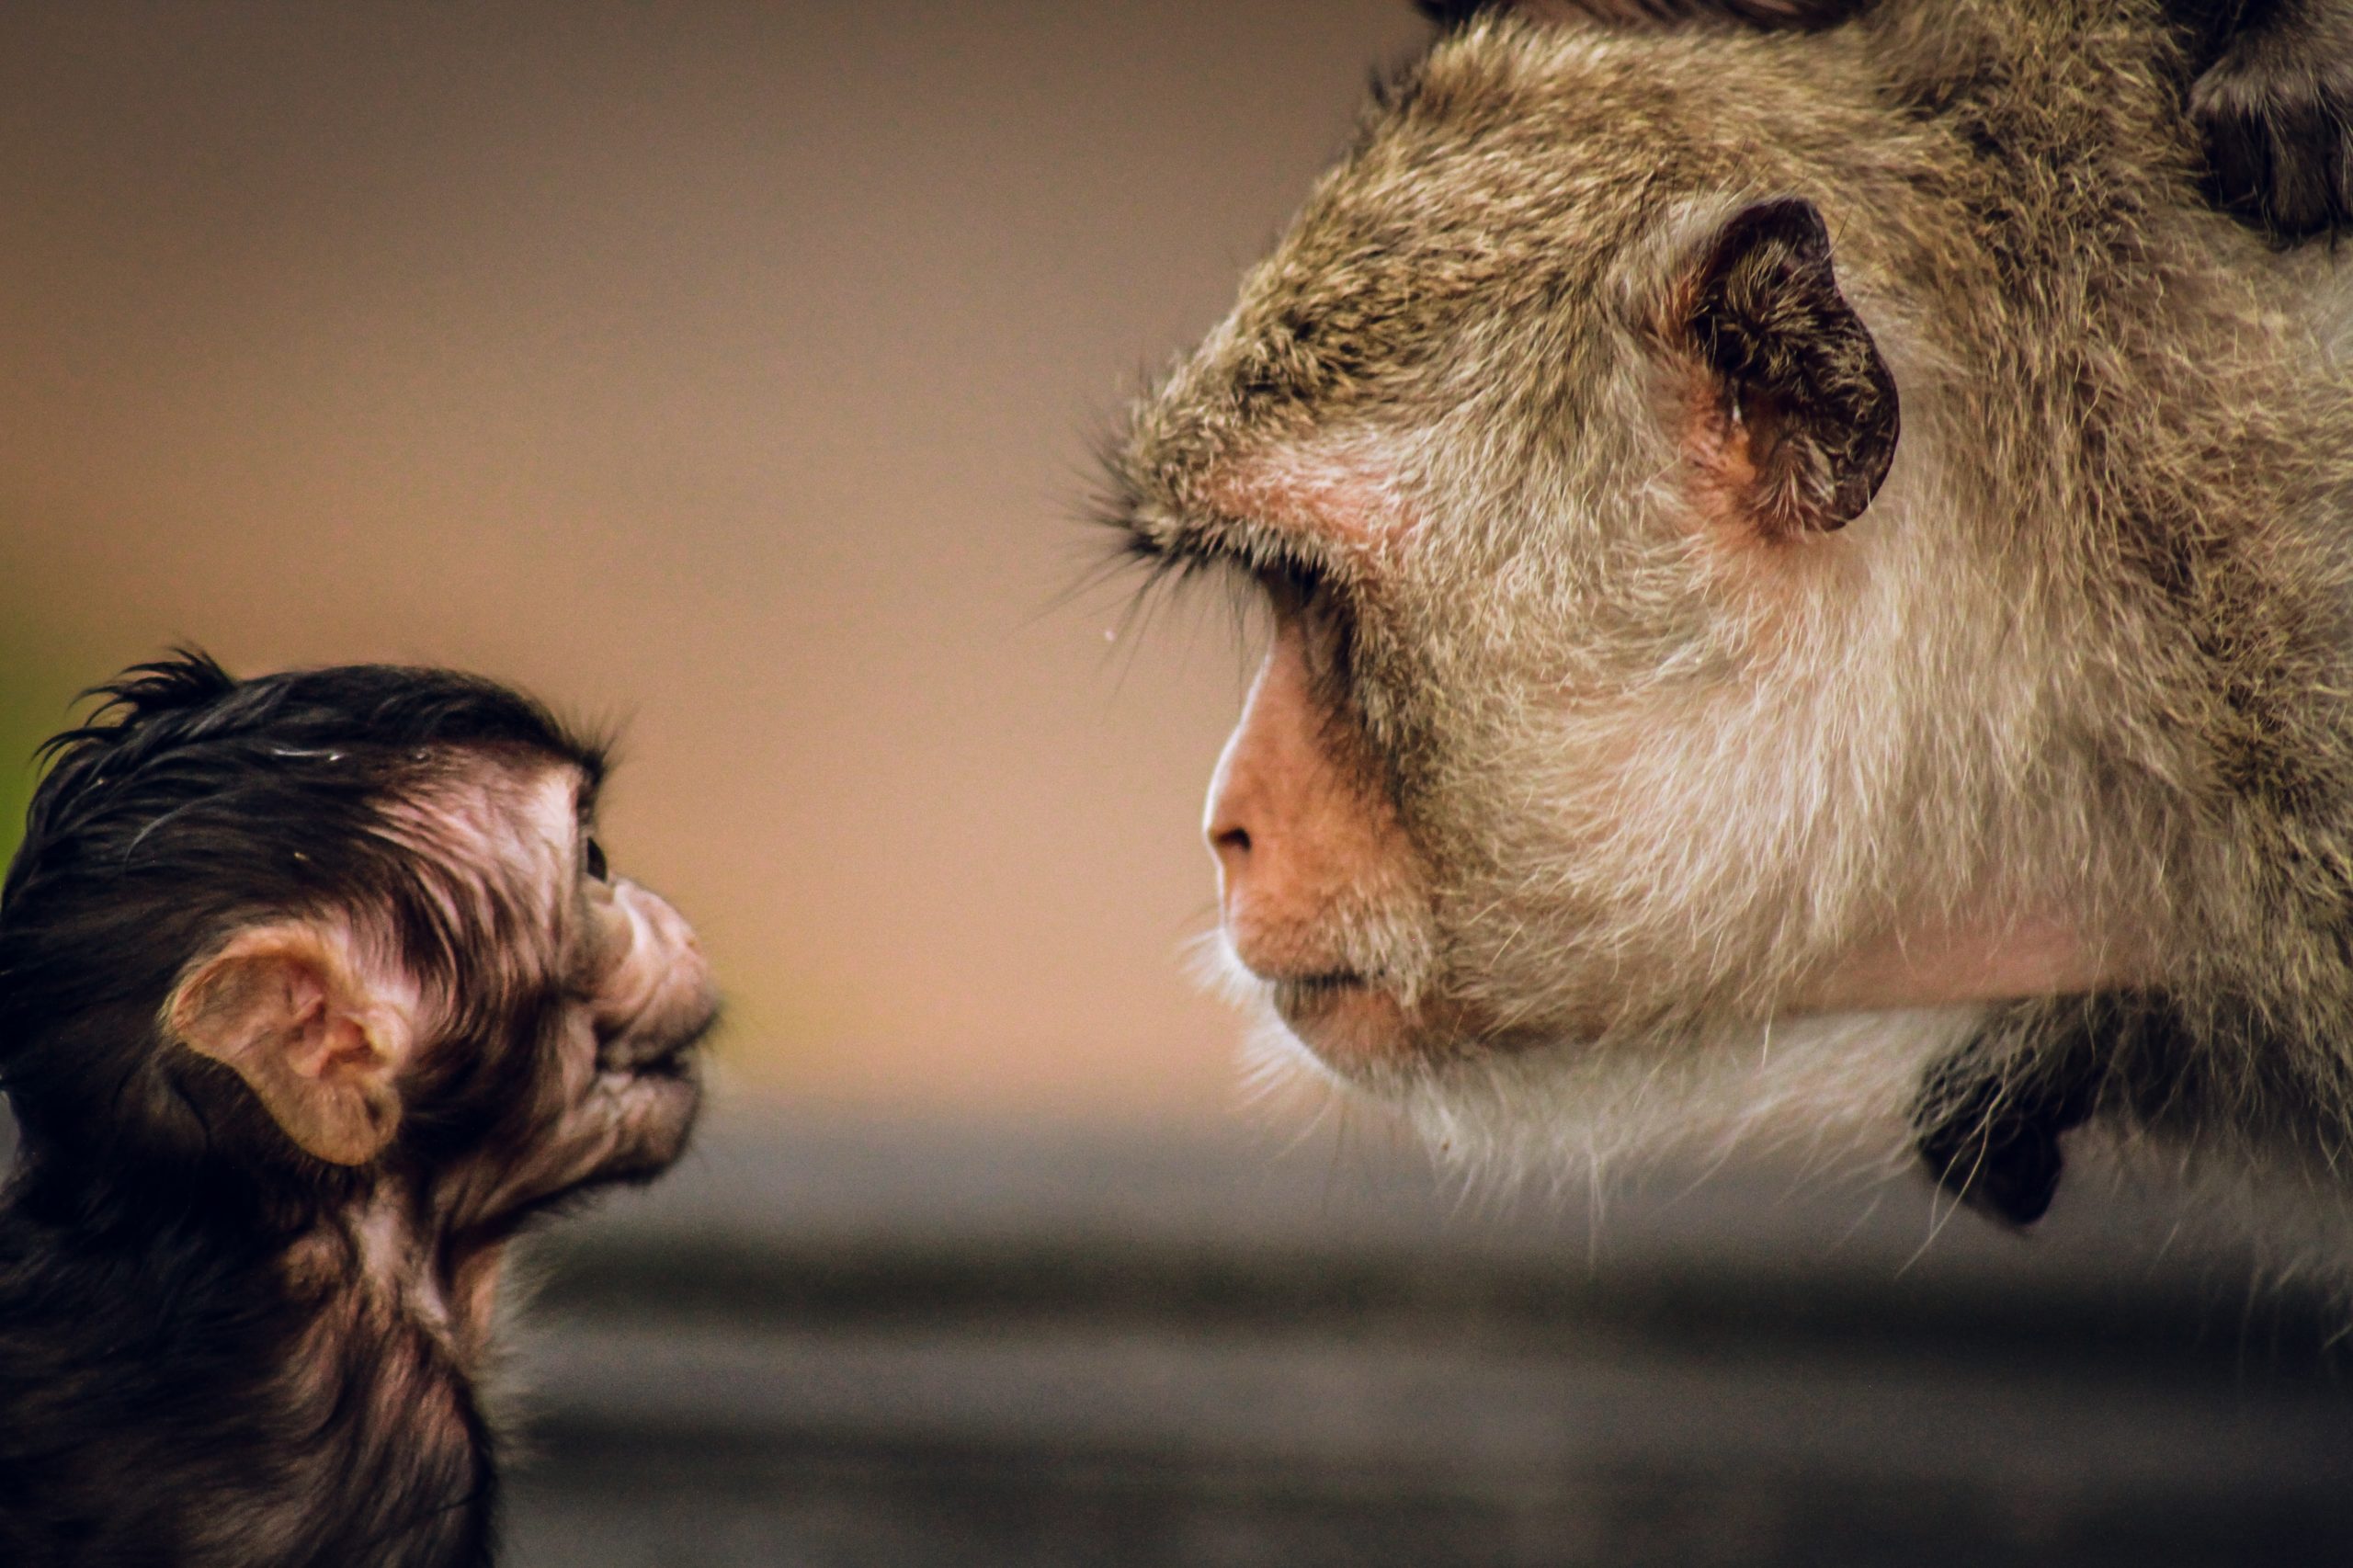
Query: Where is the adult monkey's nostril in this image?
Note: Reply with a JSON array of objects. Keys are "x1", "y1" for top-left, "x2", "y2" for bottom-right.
[
  {"x1": 1208, "y1": 817, "x2": 1256, "y2": 907},
  {"x1": 1205, "y1": 631, "x2": 1288, "y2": 889},
  {"x1": 1204, "y1": 731, "x2": 1261, "y2": 872}
]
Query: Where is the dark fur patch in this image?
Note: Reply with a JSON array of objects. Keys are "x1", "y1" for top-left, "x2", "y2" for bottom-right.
[
  {"x1": 1911, "y1": 995, "x2": 2224, "y2": 1228},
  {"x1": 1911, "y1": 1009, "x2": 2104, "y2": 1226}
]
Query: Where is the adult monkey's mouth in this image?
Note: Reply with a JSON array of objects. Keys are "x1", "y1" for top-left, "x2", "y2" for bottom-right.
[
  {"x1": 1270, "y1": 969, "x2": 1371, "y2": 1007},
  {"x1": 1266, "y1": 969, "x2": 1422, "y2": 1072}
]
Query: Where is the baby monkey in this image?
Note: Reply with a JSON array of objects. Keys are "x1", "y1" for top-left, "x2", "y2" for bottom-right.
[{"x1": 0, "y1": 654, "x2": 715, "y2": 1567}]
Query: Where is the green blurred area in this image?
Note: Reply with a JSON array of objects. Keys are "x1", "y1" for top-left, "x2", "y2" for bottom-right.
[{"x1": 0, "y1": 637, "x2": 79, "y2": 874}]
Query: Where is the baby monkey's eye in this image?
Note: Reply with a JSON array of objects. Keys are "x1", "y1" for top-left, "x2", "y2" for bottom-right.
[{"x1": 584, "y1": 837, "x2": 608, "y2": 882}]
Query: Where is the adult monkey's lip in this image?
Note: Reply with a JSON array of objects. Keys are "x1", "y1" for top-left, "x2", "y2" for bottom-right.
[
  {"x1": 1269, "y1": 970, "x2": 1370, "y2": 1008},
  {"x1": 1267, "y1": 971, "x2": 1424, "y2": 1073}
]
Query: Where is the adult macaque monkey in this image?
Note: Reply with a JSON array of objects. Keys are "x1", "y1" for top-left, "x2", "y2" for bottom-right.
[
  {"x1": 1110, "y1": 0, "x2": 2353, "y2": 1233},
  {"x1": 0, "y1": 655, "x2": 715, "y2": 1566},
  {"x1": 1419, "y1": 0, "x2": 2353, "y2": 240}
]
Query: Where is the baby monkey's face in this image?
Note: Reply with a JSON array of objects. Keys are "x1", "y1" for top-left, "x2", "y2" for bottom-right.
[
  {"x1": 3, "y1": 656, "x2": 717, "y2": 1237},
  {"x1": 428, "y1": 761, "x2": 718, "y2": 1218},
  {"x1": 162, "y1": 750, "x2": 716, "y2": 1223},
  {"x1": 558, "y1": 786, "x2": 718, "y2": 1189}
]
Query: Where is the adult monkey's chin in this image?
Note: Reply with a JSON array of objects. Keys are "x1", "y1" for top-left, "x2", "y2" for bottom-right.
[
  {"x1": 1269, "y1": 973, "x2": 1421, "y2": 1075},
  {"x1": 1264, "y1": 972, "x2": 1526, "y2": 1083}
]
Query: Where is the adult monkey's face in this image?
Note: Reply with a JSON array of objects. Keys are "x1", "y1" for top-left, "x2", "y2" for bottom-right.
[{"x1": 1108, "y1": 12, "x2": 2353, "y2": 1184}]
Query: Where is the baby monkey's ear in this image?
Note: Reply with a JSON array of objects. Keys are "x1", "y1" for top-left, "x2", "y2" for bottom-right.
[
  {"x1": 168, "y1": 923, "x2": 418, "y2": 1165},
  {"x1": 1664, "y1": 196, "x2": 1899, "y2": 537}
]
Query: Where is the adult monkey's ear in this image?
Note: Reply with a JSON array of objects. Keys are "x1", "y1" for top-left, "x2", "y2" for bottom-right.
[
  {"x1": 1415, "y1": 0, "x2": 1863, "y2": 30},
  {"x1": 168, "y1": 922, "x2": 418, "y2": 1165},
  {"x1": 1667, "y1": 196, "x2": 1899, "y2": 536}
]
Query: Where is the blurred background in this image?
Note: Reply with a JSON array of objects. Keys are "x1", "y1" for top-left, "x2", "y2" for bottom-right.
[
  {"x1": 0, "y1": 0, "x2": 1426, "y2": 1124},
  {"x1": 4, "y1": 5, "x2": 2349, "y2": 1565}
]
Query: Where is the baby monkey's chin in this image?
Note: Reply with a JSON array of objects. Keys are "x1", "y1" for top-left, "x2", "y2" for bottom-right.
[
  {"x1": 589, "y1": 1003, "x2": 719, "y2": 1185},
  {"x1": 619, "y1": 1062, "x2": 704, "y2": 1178},
  {"x1": 582, "y1": 1053, "x2": 705, "y2": 1187}
]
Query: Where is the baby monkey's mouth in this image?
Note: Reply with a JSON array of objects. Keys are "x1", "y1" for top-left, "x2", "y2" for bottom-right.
[{"x1": 598, "y1": 1003, "x2": 721, "y2": 1079}]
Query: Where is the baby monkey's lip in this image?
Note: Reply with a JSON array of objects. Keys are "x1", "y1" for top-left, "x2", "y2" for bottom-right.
[{"x1": 599, "y1": 1005, "x2": 721, "y2": 1076}]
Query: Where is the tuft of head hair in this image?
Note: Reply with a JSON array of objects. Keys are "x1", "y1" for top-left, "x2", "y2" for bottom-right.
[{"x1": 0, "y1": 651, "x2": 605, "y2": 1166}]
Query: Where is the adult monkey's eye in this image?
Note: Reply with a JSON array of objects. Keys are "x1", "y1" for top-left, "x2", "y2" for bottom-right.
[
  {"x1": 584, "y1": 837, "x2": 608, "y2": 881},
  {"x1": 1258, "y1": 556, "x2": 1326, "y2": 616}
]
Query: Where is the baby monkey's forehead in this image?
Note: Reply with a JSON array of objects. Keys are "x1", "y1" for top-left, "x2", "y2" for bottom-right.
[
  {"x1": 379, "y1": 754, "x2": 591, "y2": 903},
  {"x1": 516, "y1": 761, "x2": 593, "y2": 860}
]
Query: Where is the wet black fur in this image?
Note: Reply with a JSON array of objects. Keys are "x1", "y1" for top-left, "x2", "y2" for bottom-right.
[{"x1": 0, "y1": 653, "x2": 601, "y2": 1567}]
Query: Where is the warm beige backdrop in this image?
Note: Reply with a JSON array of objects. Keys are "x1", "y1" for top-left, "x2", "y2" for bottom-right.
[{"x1": 0, "y1": 1, "x2": 1430, "y2": 1125}]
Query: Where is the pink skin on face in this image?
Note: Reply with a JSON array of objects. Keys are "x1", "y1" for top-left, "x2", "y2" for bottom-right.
[{"x1": 1204, "y1": 615, "x2": 1427, "y2": 1071}]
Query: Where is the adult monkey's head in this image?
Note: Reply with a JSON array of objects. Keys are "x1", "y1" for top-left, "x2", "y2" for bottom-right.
[{"x1": 1108, "y1": 5, "x2": 2353, "y2": 1204}]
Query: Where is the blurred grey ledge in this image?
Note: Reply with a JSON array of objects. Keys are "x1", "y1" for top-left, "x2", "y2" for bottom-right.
[{"x1": 503, "y1": 1104, "x2": 2353, "y2": 1568}]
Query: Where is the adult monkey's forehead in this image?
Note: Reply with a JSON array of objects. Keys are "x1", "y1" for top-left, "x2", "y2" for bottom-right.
[{"x1": 1110, "y1": 16, "x2": 1935, "y2": 542}]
